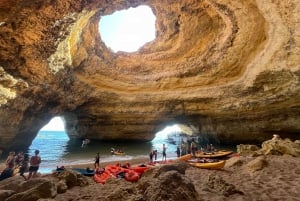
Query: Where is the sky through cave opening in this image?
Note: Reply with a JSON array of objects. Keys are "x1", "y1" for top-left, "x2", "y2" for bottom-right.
[
  {"x1": 40, "y1": 116, "x2": 66, "y2": 131},
  {"x1": 99, "y1": 5, "x2": 156, "y2": 53}
]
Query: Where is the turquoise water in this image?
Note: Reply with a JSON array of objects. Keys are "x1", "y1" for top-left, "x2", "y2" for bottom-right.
[
  {"x1": 1, "y1": 131, "x2": 236, "y2": 173},
  {"x1": 27, "y1": 131, "x2": 180, "y2": 173}
]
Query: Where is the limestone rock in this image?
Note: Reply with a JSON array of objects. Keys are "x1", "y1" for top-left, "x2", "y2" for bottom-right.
[
  {"x1": 0, "y1": 169, "x2": 92, "y2": 200},
  {"x1": 0, "y1": 176, "x2": 25, "y2": 191},
  {"x1": 260, "y1": 136, "x2": 300, "y2": 156},
  {"x1": 56, "y1": 169, "x2": 89, "y2": 188},
  {"x1": 237, "y1": 144, "x2": 261, "y2": 156},
  {"x1": 95, "y1": 162, "x2": 199, "y2": 201},
  {"x1": 204, "y1": 174, "x2": 243, "y2": 196},
  {"x1": 0, "y1": 190, "x2": 15, "y2": 201},
  {"x1": 56, "y1": 180, "x2": 68, "y2": 194},
  {"x1": 137, "y1": 164, "x2": 199, "y2": 201},
  {"x1": 246, "y1": 155, "x2": 268, "y2": 172},
  {"x1": 225, "y1": 156, "x2": 244, "y2": 168},
  {"x1": 0, "y1": 0, "x2": 300, "y2": 151},
  {"x1": 5, "y1": 179, "x2": 57, "y2": 201}
]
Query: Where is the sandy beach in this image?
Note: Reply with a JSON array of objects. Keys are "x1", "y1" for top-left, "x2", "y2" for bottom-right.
[
  {"x1": 51, "y1": 154, "x2": 300, "y2": 201},
  {"x1": 0, "y1": 155, "x2": 150, "y2": 176},
  {"x1": 1, "y1": 136, "x2": 300, "y2": 201},
  {"x1": 2, "y1": 154, "x2": 300, "y2": 201}
]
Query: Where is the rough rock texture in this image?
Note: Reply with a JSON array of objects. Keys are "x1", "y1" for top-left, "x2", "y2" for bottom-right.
[
  {"x1": 204, "y1": 174, "x2": 243, "y2": 196},
  {"x1": 0, "y1": 169, "x2": 89, "y2": 201},
  {"x1": 0, "y1": 0, "x2": 300, "y2": 151},
  {"x1": 0, "y1": 163, "x2": 198, "y2": 201},
  {"x1": 259, "y1": 135, "x2": 300, "y2": 156},
  {"x1": 237, "y1": 144, "x2": 260, "y2": 156}
]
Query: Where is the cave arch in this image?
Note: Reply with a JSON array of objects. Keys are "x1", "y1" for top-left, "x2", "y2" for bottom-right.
[{"x1": 0, "y1": 0, "x2": 299, "y2": 154}]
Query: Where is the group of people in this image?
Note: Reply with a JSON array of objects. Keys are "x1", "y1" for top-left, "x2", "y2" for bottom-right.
[
  {"x1": 149, "y1": 149, "x2": 158, "y2": 163},
  {"x1": 149, "y1": 143, "x2": 168, "y2": 163},
  {"x1": 174, "y1": 139, "x2": 217, "y2": 159},
  {"x1": 177, "y1": 139, "x2": 198, "y2": 157},
  {"x1": 0, "y1": 149, "x2": 41, "y2": 181}
]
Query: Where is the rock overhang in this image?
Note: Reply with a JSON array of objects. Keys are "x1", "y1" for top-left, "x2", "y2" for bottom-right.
[{"x1": 0, "y1": 0, "x2": 299, "y2": 152}]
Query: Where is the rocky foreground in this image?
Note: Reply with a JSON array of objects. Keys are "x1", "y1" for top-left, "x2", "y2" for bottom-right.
[{"x1": 1, "y1": 136, "x2": 300, "y2": 201}]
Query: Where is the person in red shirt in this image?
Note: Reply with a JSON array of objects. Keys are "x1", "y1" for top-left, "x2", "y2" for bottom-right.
[{"x1": 27, "y1": 150, "x2": 41, "y2": 180}]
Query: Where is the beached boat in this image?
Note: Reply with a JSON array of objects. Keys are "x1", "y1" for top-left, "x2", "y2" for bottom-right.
[
  {"x1": 195, "y1": 150, "x2": 233, "y2": 158},
  {"x1": 94, "y1": 171, "x2": 113, "y2": 184},
  {"x1": 94, "y1": 163, "x2": 149, "y2": 184},
  {"x1": 189, "y1": 160, "x2": 226, "y2": 170},
  {"x1": 130, "y1": 165, "x2": 150, "y2": 174},
  {"x1": 176, "y1": 154, "x2": 192, "y2": 161}
]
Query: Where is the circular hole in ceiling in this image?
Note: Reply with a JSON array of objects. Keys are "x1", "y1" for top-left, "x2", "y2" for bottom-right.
[{"x1": 99, "y1": 5, "x2": 156, "y2": 53}]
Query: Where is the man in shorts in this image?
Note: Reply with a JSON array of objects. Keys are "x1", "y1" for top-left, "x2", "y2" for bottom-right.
[{"x1": 27, "y1": 150, "x2": 41, "y2": 180}]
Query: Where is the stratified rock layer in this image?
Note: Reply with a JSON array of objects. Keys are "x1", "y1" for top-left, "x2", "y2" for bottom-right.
[{"x1": 0, "y1": 0, "x2": 299, "y2": 151}]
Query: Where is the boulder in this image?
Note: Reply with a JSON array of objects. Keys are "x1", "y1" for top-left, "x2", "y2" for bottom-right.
[
  {"x1": 5, "y1": 179, "x2": 57, "y2": 201},
  {"x1": 225, "y1": 156, "x2": 245, "y2": 168},
  {"x1": 260, "y1": 135, "x2": 300, "y2": 157},
  {"x1": 137, "y1": 163, "x2": 199, "y2": 201},
  {"x1": 0, "y1": 190, "x2": 15, "y2": 201},
  {"x1": 56, "y1": 180, "x2": 68, "y2": 194},
  {"x1": 246, "y1": 155, "x2": 268, "y2": 172},
  {"x1": 237, "y1": 144, "x2": 260, "y2": 156},
  {"x1": 56, "y1": 169, "x2": 89, "y2": 188}
]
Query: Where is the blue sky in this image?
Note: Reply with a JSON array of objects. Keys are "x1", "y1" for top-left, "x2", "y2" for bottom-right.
[{"x1": 99, "y1": 5, "x2": 156, "y2": 52}]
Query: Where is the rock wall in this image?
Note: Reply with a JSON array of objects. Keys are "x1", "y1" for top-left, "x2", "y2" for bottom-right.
[{"x1": 0, "y1": 0, "x2": 299, "y2": 151}]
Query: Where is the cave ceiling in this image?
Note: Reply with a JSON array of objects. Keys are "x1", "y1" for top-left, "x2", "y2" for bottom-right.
[{"x1": 0, "y1": 0, "x2": 299, "y2": 151}]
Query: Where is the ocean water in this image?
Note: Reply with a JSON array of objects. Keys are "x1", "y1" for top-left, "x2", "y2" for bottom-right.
[
  {"x1": 1, "y1": 130, "x2": 236, "y2": 173},
  {"x1": 27, "y1": 131, "x2": 180, "y2": 173}
]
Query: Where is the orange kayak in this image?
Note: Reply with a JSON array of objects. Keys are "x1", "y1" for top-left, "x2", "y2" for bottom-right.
[
  {"x1": 130, "y1": 165, "x2": 150, "y2": 174},
  {"x1": 94, "y1": 170, "x2": 114, "y2": 184}
]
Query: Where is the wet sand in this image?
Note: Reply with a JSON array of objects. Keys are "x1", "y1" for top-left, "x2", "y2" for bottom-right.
[{"x1": 0, "y1": 156, "x2": 151, "y2": 174}]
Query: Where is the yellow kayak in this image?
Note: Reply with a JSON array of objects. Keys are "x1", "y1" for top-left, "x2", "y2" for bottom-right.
[
  {"x1": 189, "y1": 160, "x2": 226, "y2": 170},
  {"x1": 176, "y1": 154, "x2": 192, "y2": 161},
  {"x1": 113, "y1": 151, "x2": 126, "y2": 156},
  {"x1": 195, "y1": 150, "x2": 233, "y2": 158}
]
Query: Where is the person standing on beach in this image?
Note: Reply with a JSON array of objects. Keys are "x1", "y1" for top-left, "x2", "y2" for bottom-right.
[
  {"x1": 162, "y1": 144, "x2": 167, "y2": 161},
  {"x1": 94, "y1": 153, "x2": 100, "y2": 169},
  {"x1": 19, "y1": 153, "x2": 29, "y2": 180},
  {"x1": 191, "y1": 139, "x2": 197, "y2": 157},
  {"x1": 154, "y1": 150, "x2": 157, "y2": 160},
  {"x1": 180, "y1": 141, "x2": 186, "y2": 156},
  {"x1": 27, "y1": 150, "x2": 41, "y2": 180},
  {"x1": 176, "y1": 146, "x2": 181, "y2": 158},
  {"x1": 149, "y1": 150, "x2": 154, "y2": 163}
]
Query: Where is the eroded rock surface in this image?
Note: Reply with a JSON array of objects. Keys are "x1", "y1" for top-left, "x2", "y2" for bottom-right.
[{"x1": 0, "y1": 0, "x2": 300, "y2": 151}]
